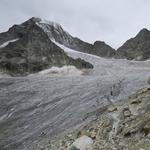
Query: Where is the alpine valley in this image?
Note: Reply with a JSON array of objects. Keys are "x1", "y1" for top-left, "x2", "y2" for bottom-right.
[{"x1": 0, "y1": 17, "x2": 150, "y2": 150}]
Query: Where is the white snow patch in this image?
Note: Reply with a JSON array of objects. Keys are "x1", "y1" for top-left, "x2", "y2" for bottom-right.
[
  {"x1": 51, "y1": 39, "x2": 101, "y2": 59},
  {"x1": 51, "y1": 39, "x2": 75, "y2": 53},
  {"x1": 0, "y1": 39, "x2": 19, "y2": 48},
  {"x1": 146, "y1": 59, "x2": 150, "y2": 62},
  {"x1": 29, "y1": 66, "x2": 83, "y2": 77}
]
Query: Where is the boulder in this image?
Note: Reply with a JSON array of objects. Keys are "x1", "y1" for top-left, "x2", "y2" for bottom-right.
[{"x1": 69, "y1": 136, "x2": 93, "y2": 150}]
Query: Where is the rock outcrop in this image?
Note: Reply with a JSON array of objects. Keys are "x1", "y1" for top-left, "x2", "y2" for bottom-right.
[
  {"x1": 117, "y1": 28, "x2": 150, "y2": 60},
  {"x1": 92, "y1": 41, "x2": 116, "y2": 57},
  {"x1": 0, "y1": 17, "x2": 93, "y2": 76}
]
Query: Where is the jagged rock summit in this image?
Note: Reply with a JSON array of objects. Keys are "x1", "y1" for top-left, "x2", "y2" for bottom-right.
[
  {"x1": 0, "y1": 17, "x2": 93, "y2": 76},
  {"x1": 117, "y1": 28, "x2": 150, "y2": 60}
]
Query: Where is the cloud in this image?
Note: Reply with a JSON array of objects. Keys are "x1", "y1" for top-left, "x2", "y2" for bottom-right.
[{"x1": 0, "y1": 0, "x2": 150, "y2": 48}]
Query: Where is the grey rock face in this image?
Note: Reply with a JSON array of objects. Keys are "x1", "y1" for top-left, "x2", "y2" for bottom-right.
[
  {"x1": 117, "y1": 28, "x2": 150, "y2": 60},
  {"x1": 37, "y1": 18, "x2": 116, "y2": 58},
  {"x1": 0, "y1": 17, "x2": 93, "y2": 76}
]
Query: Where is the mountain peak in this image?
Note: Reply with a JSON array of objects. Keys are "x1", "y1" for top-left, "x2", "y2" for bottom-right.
[
  {"x1": 137, "y1": 28, "x2": 150, "y2": 37},
  {"x1": 140, "y1": 28, "x2": 149, "y2": 32},
  {"x1": 117, "y1": 28, "x2": 150, "y2": 60}
]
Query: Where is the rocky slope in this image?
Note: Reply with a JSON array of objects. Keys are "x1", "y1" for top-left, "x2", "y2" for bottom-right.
[
  {"x1": 117, "y1": 28, "x2": 150, "y2": 60},
  {"x1": 0, "y1": 17, "x2": 93, "y2": 76},
  {"x1": 38, "y1": 86, "x2": 150, "y2": 150},
  {"x1": 36, "y1": 18, "x2": 116, "y2": 58}
]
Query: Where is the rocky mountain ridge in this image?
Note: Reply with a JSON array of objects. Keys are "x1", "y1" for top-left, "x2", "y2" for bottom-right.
[{"x1": 35, "y1": 17, "x2": 150, "y2": 60}]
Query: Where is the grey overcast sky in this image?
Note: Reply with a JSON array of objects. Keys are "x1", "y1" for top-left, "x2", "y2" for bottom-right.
[{"x1": 0, "y1": 0, "x2": 150, "y2": 48}]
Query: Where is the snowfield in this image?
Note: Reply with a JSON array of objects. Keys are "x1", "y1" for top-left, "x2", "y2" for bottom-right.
[
  {"x1": 0, "y1": 42, "x2": 150, "y2": 150},
  {"x1": 0, "y1": 39, "x2": 19, "y2": 48}
]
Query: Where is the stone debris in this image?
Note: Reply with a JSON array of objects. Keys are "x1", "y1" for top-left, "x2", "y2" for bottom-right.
[{"x1": 38, "y1": 87, "x2": 150, "y2": 150}]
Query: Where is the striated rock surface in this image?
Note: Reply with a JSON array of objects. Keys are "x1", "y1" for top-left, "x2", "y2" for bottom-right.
[
  {"x1": 0, "y1": 17, "x2": 93, "y2": 76},
  {"x1": 37, "y1": 87, "x2": 150, "y2": 150},
  {"x1": 117, "y1": 28, "x2": 150, "y2": 60}
]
